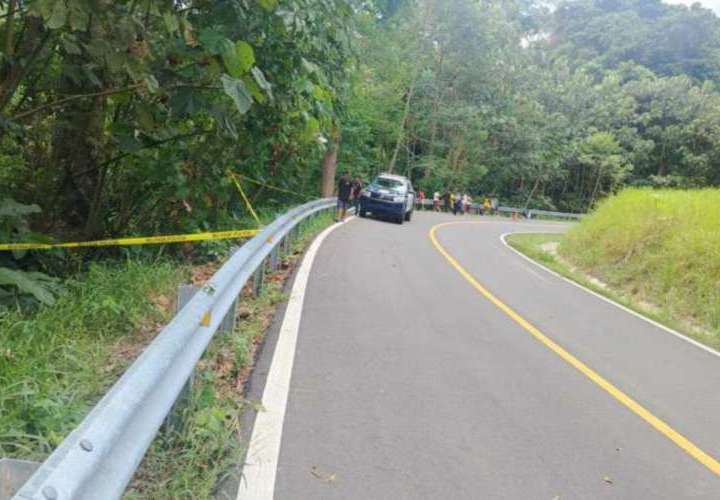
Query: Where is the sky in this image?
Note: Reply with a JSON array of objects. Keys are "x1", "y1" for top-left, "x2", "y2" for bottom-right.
[{"x1": 663, "y1": 0, "x2": 720, "y2": 14}]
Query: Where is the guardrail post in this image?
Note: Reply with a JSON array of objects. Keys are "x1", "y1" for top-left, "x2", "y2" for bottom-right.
[
  {"x1": 282, "y1": 235, "x2": 290, "y2": 256},
  {"x1": 0, "y1": 458, "x2": 40, "y2": 500},
  {"x1": 164, "y1": 284, "x2": 200, "y2": 434},
  {"x1": 219, "y1": 246, "x2": 241, "y2": 334},
  {"x1": 252, "y1": 266, "x2": 264, "y2": 297},
  {"x1": 270, "y1": 247, "x2": 279, "y2": 271}
]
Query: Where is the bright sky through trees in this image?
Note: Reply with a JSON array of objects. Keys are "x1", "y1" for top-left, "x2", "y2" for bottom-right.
[{"x1": 664, "y1": 0, "x2": 720, "y2": 13}]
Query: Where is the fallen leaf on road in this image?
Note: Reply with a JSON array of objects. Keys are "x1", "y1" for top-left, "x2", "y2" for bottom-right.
[
  {"x1": 603, "y1": 476, "x2": 614, "y2": 485},
  {"x1": 311, "y1": 466, "x2": 337, "y2": 483}
]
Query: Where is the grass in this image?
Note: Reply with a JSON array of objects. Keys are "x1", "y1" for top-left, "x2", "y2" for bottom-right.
[
  {"x1": 125, "y1": 211, "x2": 335, "y2": 500},
  {"x1": 0, "y1": 258, "x2": 186, "y2": 460},
  {"x1": 506, "y1": 188, "x2": 720, "y2": 350}
]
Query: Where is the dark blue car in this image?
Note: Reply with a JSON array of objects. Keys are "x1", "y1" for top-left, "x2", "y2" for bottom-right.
[{"x1": 359, "y1": 174, "x2": 415, "y2": 224}]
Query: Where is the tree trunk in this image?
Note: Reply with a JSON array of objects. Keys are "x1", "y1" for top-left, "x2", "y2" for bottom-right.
[
  {"x1": 51, "y1": 76, "x2": 109, "y2": 236},
  {"x1": 321, "y1": 144, "x2": 338, "y2": 198},
  {"x1": 0, "y1": 16, "x2": 46, "y2": 113},
  {"x1": 588, "y1": 165, "x2": 604, "y2": 210},
  {"x1": 524, "y1": 176, "x2": 541, "y2": 210},
  {"x1": 388, "y1": 78, "x2": 417, "y2": 173}
]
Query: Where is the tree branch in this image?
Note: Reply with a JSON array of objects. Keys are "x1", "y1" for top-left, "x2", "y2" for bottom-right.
[
  {"x1": 4, "y1": 0, "x2": 17, "y2": 56},
  {"x1": 10, "y1": 84, "x2": 143, "y2": 120},
  {"x1": 9, "y1": 83, "x2": 221, "y2": 121}
]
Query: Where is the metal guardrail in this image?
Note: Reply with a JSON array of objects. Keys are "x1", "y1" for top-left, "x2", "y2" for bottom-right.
[
  {"x1": 415, "y1": 200, "x2": 583, "y2": 220},
  {"x1": 12, "y1": 198, "x2": 336, "y2": 500},
  {"x1": 526, "y1": 208, "x2": 584, "y2": 220}
]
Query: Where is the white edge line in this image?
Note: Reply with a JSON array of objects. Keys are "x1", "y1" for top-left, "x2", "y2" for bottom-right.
[
  {"x1": 499, "y1": 232, "x2": 720, "y2": 359},
  {"x1": 237, "y1": 217, "x2": 354, "y2": 500}
]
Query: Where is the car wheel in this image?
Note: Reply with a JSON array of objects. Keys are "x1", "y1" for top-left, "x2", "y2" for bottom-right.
[
  {"x1": 359, "y1": 209, "x2": 367, "y2": 218},
  {"x1": 404, "y1": 209, "x2": 413, "y2": 222},
  {"x1": 397, "y1": 215, "x2": 404, "y2": 225}
]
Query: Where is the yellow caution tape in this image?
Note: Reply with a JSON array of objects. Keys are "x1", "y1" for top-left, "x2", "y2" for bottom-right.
[
  {"x1": 0, "y1": 229, "x2": 260, "y2": 252},
  {"x1": 228, "y1": 172, "x2": 262, "y2": 227},
  {"x1": 2, "y1": 171, "x2": 304, "y2": 252}
]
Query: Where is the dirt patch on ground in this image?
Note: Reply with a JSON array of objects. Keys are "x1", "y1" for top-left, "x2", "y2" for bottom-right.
[
  {"x1": 190, "y1": 262, "x2": 221, "y2": 285},
  {"x1": 541, "y1": 241, "x2": 559, "y2": 255}
]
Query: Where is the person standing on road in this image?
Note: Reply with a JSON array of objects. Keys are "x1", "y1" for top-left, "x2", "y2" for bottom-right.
[
  {"x1": 418, "y1": 190, "x2": 425, "y2": 210},
  {"x1": 351, "y1": 175, "x2": 363, "y2": 216},
  {"x1": 483, "y1": 196, "x2": 492, "y2": 216},
  {"x1": 336, "y1": 172, "x2": 353, "y2": 222},
  {"x1": 433, "y1": 191, "x2": 441, "y2": 212},
  {"x1": 453, "y1": 193, "x2": 463, "y2": 215}
]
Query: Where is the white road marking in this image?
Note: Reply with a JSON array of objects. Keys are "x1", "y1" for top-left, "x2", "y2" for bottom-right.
[
  {"x1": 237, "y1": 218, "x2": 353, "y2": 500},
  {"x1": 499, "y1": 232, "x2": 720, "y2": 360}
]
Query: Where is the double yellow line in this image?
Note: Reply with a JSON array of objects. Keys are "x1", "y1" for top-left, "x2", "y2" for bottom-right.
[{"x1": 429, "y1": 221, "x2": 720, "y2": 477}]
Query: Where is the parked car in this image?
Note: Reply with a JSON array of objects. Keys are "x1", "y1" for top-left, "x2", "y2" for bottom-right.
[{"x1": 359, "y1": 173, "x2": 415, "y2": 224}]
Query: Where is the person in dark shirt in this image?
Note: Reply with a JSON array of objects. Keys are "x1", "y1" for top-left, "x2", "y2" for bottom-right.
[
  {"x1": 336, "y1": 171, "x2": 353, "y2": 222},
  {"x1": 351, "y1": 175, "x2": 363, "y2": 216}
]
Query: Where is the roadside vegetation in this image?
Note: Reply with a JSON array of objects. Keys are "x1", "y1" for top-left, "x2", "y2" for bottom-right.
[
  {"x1": 0, "y1": 258, "x2": 186, "y2": 460},
  {"x1": 1, "y1": 210, "x2": 332, "y2": 498},
  {"x1": 507, "y1": 188, "x2": 720, "y2": 349}
]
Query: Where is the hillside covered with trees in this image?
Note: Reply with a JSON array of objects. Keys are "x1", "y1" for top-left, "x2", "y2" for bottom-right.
[{"x1": 2, "y1": 0, "x2": 720, "y2": 300}]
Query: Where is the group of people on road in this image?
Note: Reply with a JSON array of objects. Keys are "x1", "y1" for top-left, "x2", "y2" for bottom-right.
[{"x1": 428, "y1": 191, "x2": 498, "y2": 216}]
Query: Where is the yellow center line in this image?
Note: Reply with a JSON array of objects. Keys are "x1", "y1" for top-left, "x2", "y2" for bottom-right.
[{"x1": 429, "y1": 221, "x2": 720, "y2": 477}]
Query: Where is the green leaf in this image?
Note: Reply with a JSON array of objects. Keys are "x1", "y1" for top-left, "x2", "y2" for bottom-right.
[
  {"x1": 242, "y1": 76, "x2": 266, "y2": 104},
  {"x1": 0, "y1": 199, "x2": 41, "y2": 218},
  {"x1": 251, "y1": 67, "x2": 273, "y2": 99},
  {"x1": 61, "y1": 36, "x2": 82, "y2": 55},
  {"x1": 221, "y1": 40, "x2": 243, "y2": 78},
  {"x1": 46, "y1": 1, "x2": 68, "y2": 30},
  {"x1": 0, "y1": 268, "x2": 57, "y2": 305},
  {"x1": 236, "y1": 42, "x2": 255, "y2": 72},
  {"x1": 144, "y1": 75, "x2": 160, "y2": 94},
  {"x1": 256, "y1": 0, "x2": 278, "y2": 12},
  {"x1": 221, "y1": 75, "x2": 253, "y2": 114},
  {"x1": 301, "y1": 57, "x2": 320, "y2": 74},
  {"x1": 163, "y1": 12, "x2": 180, "y2": 33},
  {"x1": 198, "y1": 29, "x2": 227, "y2": 55},
  {"x1": 67, "y1": 3, "x2": 90, "y2": 31}
]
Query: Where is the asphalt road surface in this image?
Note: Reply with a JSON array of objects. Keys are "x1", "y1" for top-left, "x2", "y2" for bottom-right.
[{"x1": 246, "y1": 211, "x2": 720, "y2": 499}]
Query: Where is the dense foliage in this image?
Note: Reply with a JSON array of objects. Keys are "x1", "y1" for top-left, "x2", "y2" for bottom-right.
[
  {"x1": 2, "y1": 0, "x2": 720, "y2": 303},
  {"x1": 0, "y1": 0, "x2": 359, "y2": 304},
  {"x1": 342, "y1": 0, "x2": 720, "y2": 211}
]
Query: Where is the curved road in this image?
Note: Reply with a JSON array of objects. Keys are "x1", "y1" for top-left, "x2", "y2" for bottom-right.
[{"x1": 241, "y1": 211, "x2": 720, "y2": 499}]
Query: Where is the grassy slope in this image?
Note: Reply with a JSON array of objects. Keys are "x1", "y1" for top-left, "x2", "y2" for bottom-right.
[
  {"x1": 0, "y1": 260, "x2": 186, "y2": 460},
  {"x1": 507, "y1": 188, "x2": 720, "y2": 349}
]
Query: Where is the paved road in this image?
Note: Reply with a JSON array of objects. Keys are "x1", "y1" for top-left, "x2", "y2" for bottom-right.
[{"x1": 250, "y1": 211, "x2": 720, "y2": 499}]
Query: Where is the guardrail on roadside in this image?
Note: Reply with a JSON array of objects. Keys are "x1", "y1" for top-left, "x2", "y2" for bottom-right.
[
  {"x1": 10, "y1": 198, "x2": 337, "y2": 500},
  {"x1": 414, "y1": 199, "x2": 583, "y2": 220}
]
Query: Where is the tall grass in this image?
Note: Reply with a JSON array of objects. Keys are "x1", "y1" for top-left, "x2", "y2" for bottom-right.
[
  {"x1": 0, "y1": 260, "x2": 185, "y2": 460},
  {"x1": 561, "y1": 188, "x2": 720, "y2": 333}
]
